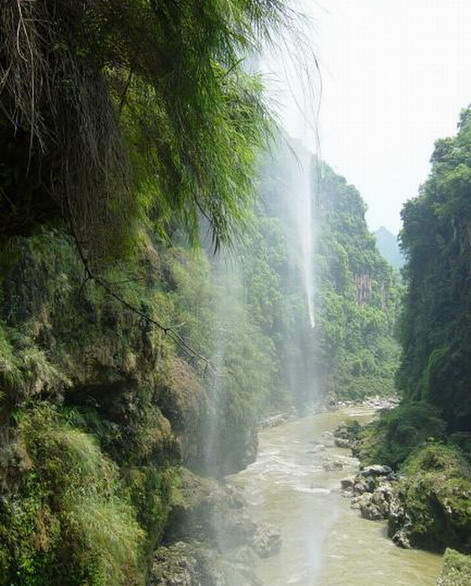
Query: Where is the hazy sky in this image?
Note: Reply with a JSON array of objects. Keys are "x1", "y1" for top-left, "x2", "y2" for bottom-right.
[{"x1": 283, "y1": 0, "x2": 471, "y2": 234}]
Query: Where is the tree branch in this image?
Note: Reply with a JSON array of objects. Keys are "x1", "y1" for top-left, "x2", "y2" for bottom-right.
[{"x1": 71, "y1": 231, "x2": 214, "y2": 372}]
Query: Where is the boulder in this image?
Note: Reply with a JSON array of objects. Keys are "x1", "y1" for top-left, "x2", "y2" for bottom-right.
[
  {"x1": 334, "y1": 437, "x2": 351, "y2": 449},
  {"x1": 354, "y1": 490, "x2": 390, "y2": 521},
  {"x1": 252, "y1": 523, "x2": 282, "y2": 558},
  {"x1": 340, "y1": 477, "x2": 354, "y2": 490},
  {"x1": 150, "y1": 541, "x2": 262, "y2": 586},
  {"x1": 360, "y1": 464, "x2": 392, "y2": 477},
  {"x1": 309, "y1": 444, "x2": 326, "y2": 454},
  {"x1": 323, "y1": 459, "x2": 345, "y2": 472}
]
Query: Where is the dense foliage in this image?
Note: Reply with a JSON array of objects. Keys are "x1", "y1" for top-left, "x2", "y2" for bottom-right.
[
  {"x1": 314, "y1": 163, "x2": 401, "y2": 399},
  {"x1": 253, "y1": 141, "x2": 401, "y2": 404},
  {"x1": 398, "y1": 106, "x2": 471, "y2": 433},
  {"x1": 0, "y1": 0, "x2": 288, "y2": 257},
  {"x1": 438, "y1": 549, "x2": 471, "y2": 585},
  {"x1": 356, "y1": 402, "x2": 447, "y2": 468}
]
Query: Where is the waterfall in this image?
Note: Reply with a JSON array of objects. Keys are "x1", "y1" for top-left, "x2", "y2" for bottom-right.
[
  {"x1": 257, "y1": 4, "x2": 320, "y2": 330},
  {"x1": 289, "y1": 141, "x2": 316, "y2": 329}
]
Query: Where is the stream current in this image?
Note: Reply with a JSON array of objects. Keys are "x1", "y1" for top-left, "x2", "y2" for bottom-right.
[{"x1": 228, "y1": 407, "x2": 442, "y2": 586}]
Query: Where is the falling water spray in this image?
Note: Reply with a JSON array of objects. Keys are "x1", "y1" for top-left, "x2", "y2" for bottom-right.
[
  {"x1": 257, "y1": 1, "x2": 320, "y2": 330},
  {"x1": 290, "y1": 142, "x2": 316, "y2": 329}
]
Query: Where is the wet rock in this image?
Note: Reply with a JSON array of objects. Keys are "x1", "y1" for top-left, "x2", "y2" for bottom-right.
[
  {"x1": 334, "y1": 437, "x2": 351, "y2": 449},
  {"x1": 359, "y1": 489, "x2": 391, "y2": 520},
  {"x1": 252, "y1": 523, "x2": 282, "y2": 558},
  {"x1": 323, "y1": 459, "x2": 345, "y2": 471},
  {"x1": 362, "y1": 396, "x2": 400, "y2": 411},
  {"x1": 150, "y1": 541, "x2": 262, "y2": 586},
  {"x1": 350, "y1": 495, "x2": 363, "y2": 510},
  {"x1": 343, "y1": 463, "x2": 399, "y2": 522},
  {"x1": 161, "y1": 468, "x2": 281, "y2": 585},
  {"x1": 391, "y1": 528, "x2": 412, "y2": 549},
  {"x1": 353, "y1": 479, "x2": 368, "y2": 495},
  {"x1": 340, "y1": 477, "x2": 354, "y2": 490},
  {"x1": 164, "y1": 470, "x2": 256, "y2": 550},
  {"x1": 360, "y1": 464, "x2": 392, "y2": 477},
  {"x1": 359, "y1": 497, "x2": 382, "y2": 520},
  {"x1": 259, "y1": 411, "x2": 296, "y2": 430}
]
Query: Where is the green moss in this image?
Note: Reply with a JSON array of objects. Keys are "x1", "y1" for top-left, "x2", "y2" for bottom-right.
[
  {"x1": 391, "y1": 445, "x2": 471, "y2": 553},
  {"x1": 438, "y1": 549, "x2": 471, "y2": 585},
  {"x1": 356, "y1": 402, "x2": 447, "y2": 469},
  {"x1": 0, "y1": 405, "x2": 145, "y2": 585}
]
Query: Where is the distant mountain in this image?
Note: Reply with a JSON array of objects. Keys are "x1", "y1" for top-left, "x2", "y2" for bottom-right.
[{"x1": 374, "y1": 226, "x2": 404, "y2": 270}]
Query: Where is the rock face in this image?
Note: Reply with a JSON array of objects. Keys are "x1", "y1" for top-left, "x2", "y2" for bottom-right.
[
  {"x1": 150, "y1": 541, "x2": 262, "y2": 586},
  {"x1": 157, "y1": 469, "x2": 281, "y2": 584}
]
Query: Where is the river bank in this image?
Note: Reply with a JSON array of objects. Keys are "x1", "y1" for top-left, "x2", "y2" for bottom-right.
[{"x1": 229, "y1": 407, "x2": 442, "y2": 585}]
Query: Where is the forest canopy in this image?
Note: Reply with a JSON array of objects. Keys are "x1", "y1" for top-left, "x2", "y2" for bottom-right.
[{"x1": 398, "y1": 105, "x2": 471, "y2": 432}]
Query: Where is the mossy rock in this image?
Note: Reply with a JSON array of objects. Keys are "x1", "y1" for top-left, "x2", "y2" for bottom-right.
[
  {"x1": 388, "y1": 445, "x2": 471, "y2": 553},
  {"x1": 165, "y1": 469, "x2": 256, "y2": 551},
  {"x1": 150, "y1": 541, "x2": 261, "y2": 586},
  {"x1": 437, "y1": 549, "x2": 471, "y2": 585}
]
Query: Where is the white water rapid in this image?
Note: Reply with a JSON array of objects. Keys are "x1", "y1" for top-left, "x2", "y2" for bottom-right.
[{"x1": 229, "y1": 408, "x2": 443, "y2": 586}]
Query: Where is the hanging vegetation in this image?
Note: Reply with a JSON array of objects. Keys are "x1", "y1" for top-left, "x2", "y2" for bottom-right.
[{"x1": 0, "y1": 0, "x2": 291, "y2": 260}]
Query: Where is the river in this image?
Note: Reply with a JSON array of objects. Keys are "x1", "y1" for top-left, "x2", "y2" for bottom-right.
[{"x1": 228, "y1": 407, "x2": 442, "y2": 585}]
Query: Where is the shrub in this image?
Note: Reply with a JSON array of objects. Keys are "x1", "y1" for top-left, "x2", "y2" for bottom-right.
[
  {"x1": 356, "y1": 401, "x2": 446, "y2": 469},
  {"x1": 0, "y1": 405, "x2": 144, "y2": 585}
]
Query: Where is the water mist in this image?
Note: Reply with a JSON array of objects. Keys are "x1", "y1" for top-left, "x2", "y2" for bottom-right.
[
  {"x1": 287, "y1": 140, "x2": 316, "y2": 329},
  {"x1": 199, "y1": 5, "x2": 322, "y2": 582}
]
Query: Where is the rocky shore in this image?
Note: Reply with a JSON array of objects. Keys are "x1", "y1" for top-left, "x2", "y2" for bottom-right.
[
  {"x1": 334, "y1": 416, "x2": 471, "y2": 586},
  {"x1": 327, "y1": 395, "x2": 400, "y2": 412}
]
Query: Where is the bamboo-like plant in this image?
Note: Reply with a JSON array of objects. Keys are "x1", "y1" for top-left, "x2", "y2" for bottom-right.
[{"x1": 0, "y1": 0, "x2": 293, "y2": 260}]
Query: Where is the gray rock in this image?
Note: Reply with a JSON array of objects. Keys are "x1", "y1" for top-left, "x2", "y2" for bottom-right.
[
  {"x1": 150, "y1": 541, "x2": 263, "y2": 585},
  {"x1": 358, "y1": 489, "x2": 390, "y2": 521},
  {"x1": 323, "y1": 459, "x2": 345, "y2": 471},
  {"x1": 334, "y1": 437, "x2": 351, "y2": 449},
  {"x1": 252, "y1": 523, "x2": 282, "y2": 558},
  {"x1": 391, "y1": 529, "x2": 411, "y2": 549},
  {"x1": 353, "y1": 480, "x2": 368, "y2": 495},
  {"x1": 340, "y1": 477, "x2": 354, "y2": 490},
  {"x1": 360, "y1": 464, "x2": 392, "y2": 477},
  {"x1": 351, "y1": 495, "x2": 364, "y2": 510}
]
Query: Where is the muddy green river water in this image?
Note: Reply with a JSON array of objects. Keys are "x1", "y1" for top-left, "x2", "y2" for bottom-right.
[{"x1": 229, "y1": 407, "x2": 442, "y2": 586}]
